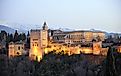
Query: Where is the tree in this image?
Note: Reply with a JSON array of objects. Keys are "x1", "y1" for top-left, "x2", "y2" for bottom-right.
[
  {"x1": 0, "y1": 55, "x2": 9, "y2": 76},
  {"x1": 0, "y1": 30, "x2": 7, "y2": 41},
  {"x1": 5, "y1": 33, "x2": 13, "y2": 52},
  {"x1": 0, "y1": 32, "x2": 1, "y2": 41},
  {"x1": 14, "y1": 30, "x2": 19, "y2": 42},
  {"x1": 6, "y1": 33, "x2": 13, "y2": 43},
  {"x1": 27, "y1": 31, "x2": 30, "y2": 37},
  {"x1": 26, "y1": 31, "x2": 30, "y2": 49},
  {"x1": 21, "y1": 33, "x2": 26, "y2": 41},
  {"x1": 18, "y1": 33, "x2": 26, "y2": 41},
  {"x1": 10, "y1": 34, "x2": 13, "y2": 42},
  {"x1": 105, "y1": 47, "x2": 118, "y2": 76},
  {"x1": 96, "y1": 35, "x2": 101, "y2": 41}
]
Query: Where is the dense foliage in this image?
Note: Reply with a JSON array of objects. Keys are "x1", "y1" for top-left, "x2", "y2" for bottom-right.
[
  {"x1": 0, "y1": 48, "x2": 121, "y2": 76},
  {"x1": 0, "y1": 51, "x2": 102, "y2": 76}
]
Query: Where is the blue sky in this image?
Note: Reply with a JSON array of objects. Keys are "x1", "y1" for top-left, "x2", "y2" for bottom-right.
[{"x1": 0, "y1": 0, "x2": 121, "y2": 33}]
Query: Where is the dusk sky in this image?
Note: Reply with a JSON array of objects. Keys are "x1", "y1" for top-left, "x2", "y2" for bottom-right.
[{"x1": 0, "y1": 0, "x2": 121, "y2": 33}]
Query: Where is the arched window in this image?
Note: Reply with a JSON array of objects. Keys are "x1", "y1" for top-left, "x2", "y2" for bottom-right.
[{"x1": 18, "y1": 46, "x2": 20, "y2": 50}]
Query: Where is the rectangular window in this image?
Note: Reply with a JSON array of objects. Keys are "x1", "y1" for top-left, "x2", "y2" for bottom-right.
[
  {"x1": 33, "y1": 39, "x2": 38, "y2": 41},
  {"x1": 10, "y1": 47, "x2": 13, "y2": 49}
]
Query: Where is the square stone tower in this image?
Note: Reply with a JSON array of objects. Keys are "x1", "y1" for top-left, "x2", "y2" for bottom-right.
[{"x1": 29, "y1": 22, "x2": 48, "y2": 61}]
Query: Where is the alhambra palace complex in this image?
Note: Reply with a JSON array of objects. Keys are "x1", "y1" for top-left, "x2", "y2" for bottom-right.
[
  {"x1": 9, "y1": 22, "x2": 120, "y2": 61},
  {"x1": 29, "y1": 22, "x2": 108, "y2": 61}
]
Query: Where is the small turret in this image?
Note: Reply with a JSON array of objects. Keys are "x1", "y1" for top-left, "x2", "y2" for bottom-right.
[{"x1": 42, "y1": 22, "x2": 48, "y2": 30}]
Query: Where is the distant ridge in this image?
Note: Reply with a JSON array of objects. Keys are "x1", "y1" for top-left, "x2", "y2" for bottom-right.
[
  {"x1": 0, "y1": 24, "x2": 28, "y2": 34},
  {"x1": 0, "y1": 25, "x2": 15, "y2": 34}
]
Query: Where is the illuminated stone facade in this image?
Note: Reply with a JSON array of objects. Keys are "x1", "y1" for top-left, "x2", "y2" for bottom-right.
[
  {"x1": 45, "y1": 41, "x2": 108, "y2": 56},
  {"x1": 29, "y1": 22, "x2": 48, "y2": 61},
  {"x1": 84, "y1": 31, "x2": 93, "y2": 42},
  {"x1": 93, "y1": 41, "x2": 102, "y2": 55},
  {"x1": 47, "y1": 29, "x2": 107, "y2": 56},
  {"x1": 52, "y1": 30, "x2": 105, "y2": 44},
  {"x1": 117, "y1": 46, "x2": 121, "y2": 53},
  {"x1": 113, "y1": 46, "x2": 121, "y2": 53},
  {"x1": 29, "y1": 22, "x2": 107, "y2": 61},
  {"x1": 8, "y1": 41, "x2": 25, "y2": 57},
  {"x1": 93, "y1": 32, "x2": 105, "y2": 41}
]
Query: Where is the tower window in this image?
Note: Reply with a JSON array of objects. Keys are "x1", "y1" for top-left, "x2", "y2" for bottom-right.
[
  {"x1": 17, "y1": 52, "x2": 20, "y2": 55},
  {"x1": 18, "y1": 46, "x2": 20, "y2": 50}
]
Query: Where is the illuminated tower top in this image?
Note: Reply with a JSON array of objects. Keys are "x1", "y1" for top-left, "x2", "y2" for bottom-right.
[{"x1": 42, "y1": 22, "x2": 48, "y2": 30}]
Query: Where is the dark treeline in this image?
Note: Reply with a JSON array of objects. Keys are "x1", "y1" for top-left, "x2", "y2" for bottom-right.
[
  {"x1": 0, "y1": 30, "x2": 30, "y2": 54},
  {"x1": 0, "y1": 48, "x2": 121, "y2": 76},
  {"x1": 0, "y1": 30, "x2": 28, "y2": 43}
]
